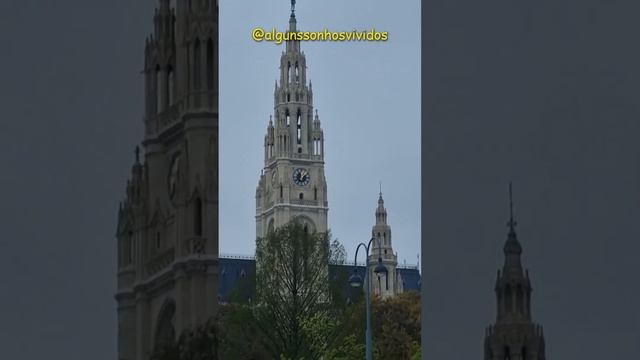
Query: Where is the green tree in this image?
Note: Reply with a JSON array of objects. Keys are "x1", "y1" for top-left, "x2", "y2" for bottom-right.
[
  {"x1": 253, "y1": 221, "x2": 341, "y2": 360},
  {"x1": 372, "y1": 292, "x2": 422, "y2": 360}
]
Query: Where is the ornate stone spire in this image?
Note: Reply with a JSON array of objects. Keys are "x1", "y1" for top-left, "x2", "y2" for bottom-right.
[{"x1": 483, "y1": 183, "x2": 546, "y2": 360}]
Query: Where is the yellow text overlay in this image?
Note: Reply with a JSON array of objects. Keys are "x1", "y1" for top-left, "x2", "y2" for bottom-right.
[{"x1": 252, "y1": 28, "x2": 389, "y2": 44}]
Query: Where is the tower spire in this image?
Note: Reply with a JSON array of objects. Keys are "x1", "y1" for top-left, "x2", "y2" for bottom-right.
[
  {"x1": 291, "y1": 0, "x2": 296, "y2": 17},
  {"x1": 508, "y1": 182, "x2": 517, "y2": 234}
]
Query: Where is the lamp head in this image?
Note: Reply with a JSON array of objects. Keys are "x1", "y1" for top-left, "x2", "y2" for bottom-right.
[
  {"x1": 349, "y1": 272, "x2": 363, "y2": 288},
  {"x1": 374, "y1": 258, "x2": 388, "y2": 276}
]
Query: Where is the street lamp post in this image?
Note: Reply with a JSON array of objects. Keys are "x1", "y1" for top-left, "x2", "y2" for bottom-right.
[{"x1": 348, "y1": 235, "x2": 388, "y2": 360}]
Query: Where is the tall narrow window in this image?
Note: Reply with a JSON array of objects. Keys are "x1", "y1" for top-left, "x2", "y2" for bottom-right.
[
  {"x1": 167, "y1": 67, "x2": 174, "y2": 105},
  {"x1": 129, "y1": 233, "x2": 134, "y2": 263},
  {"x1": 287, "y1": 61, "x2": 291, "y2": 83},
  {"x1": 295, "y1": 62, "x2": 299, "y2": 83},
  {"x1": 280, "y1": 185, "x2": 283, "y2": 198},
  {"x1": 286, "y1": 109, "x2": 290, "y2": 126},
  {"x1": 296, "y1": 109, "x2": 302, "y2": 144},
  {"x1": 194, "y1": 39, "x2": 201, "y2": 90},
  {"x1": 194, "y1": 197, "x2": 203, "y2": 236},
  {"x1": 207, "y1": 39, "x2": 214, "y2": 90},
  {"x1": 156, "y1": 66, "x2": 162, "y2": 113},
  {"x1": 314, "y1": 187, "x2": 317, "y2": 200}
]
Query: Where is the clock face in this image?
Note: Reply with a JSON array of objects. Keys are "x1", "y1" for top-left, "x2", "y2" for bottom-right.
[
  {"x1": 292, "y1": 168, "x2": 310, "y2": 186},
  {"x1": 168, "y1": 154, "x2": 180, "y2": 199}
]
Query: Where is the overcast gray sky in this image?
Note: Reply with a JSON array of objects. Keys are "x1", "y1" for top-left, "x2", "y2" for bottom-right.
[
  {"x1": 423, "y1": 0, "x2": 640, "y2": 359},
  {"x1": 219, "y1": 0, "x2": 421, "y2": 265}
]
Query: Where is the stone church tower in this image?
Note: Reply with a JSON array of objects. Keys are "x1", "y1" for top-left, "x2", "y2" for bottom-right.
[
  {"x1": 255, "y1": 4, "x2": 328, "y2": 239},
  {"x1": 368, "y1": 191, "x2": 403, "y2": 299},
  {"x1": 484, "y1": 185, "x2": 546, "y2": 360},
  {"x1": 115, "y1": 1, "x2": 218, "y2": 359}
]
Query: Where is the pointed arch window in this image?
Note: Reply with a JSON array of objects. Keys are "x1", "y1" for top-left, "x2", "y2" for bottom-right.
[
  {"x1": 287, "y1": 61, "x2": 291, "y2": 83},
  {"x1": 286, "y1": 109, "x2": 290, "y2": 127},
  {"x1": 296, "y1": 109, "x2": 302, "y2": 144},
  {"x1": 194, "y1": 197, "x2": 203, "y2": 237},
  {"x1": 207, "y1": 39, "x2": 214, "y2": 90},
  {"x1": 167, "y1": 66, "x2": 174, "y2": 105},
  {"x1": 156, "y1": 65, "x2": 162, "y2": 113},
  {"x1": 193, "y1": 39, "x2": 201, "y2": 90},
  {"x1": 295, "y1": 62, "x2": 300, "y2": 83},
  {"x1": 129, "y1": 232, "x2": 134, "y2": 264}
]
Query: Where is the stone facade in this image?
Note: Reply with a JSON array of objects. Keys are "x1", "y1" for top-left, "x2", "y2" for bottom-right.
[{"x1": 115, "y1": 1, "x2": 219, "y2": 359}]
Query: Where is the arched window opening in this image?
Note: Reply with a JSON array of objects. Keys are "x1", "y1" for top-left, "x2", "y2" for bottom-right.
[
  {"x1": 303, "y1": 224, "x2": 309, "y2": 234},
  {"x1": 156, "y1": 65, "x2": 162, "y2": 113},
  {"x1": 299, "y1": 193, "x2": 304, "y2": 200},
  {"x1": 155, "y1": 301, "x2": 176, "y2": 348},
  {"x1": 124, "y1": 231, "x2": 134, "y2": 265},
  {"x1": 314, "y1": 187, "x2": 318, "y2": 200},
  {"x1": 193, "y1": 39, "x2": 201, "y2": 90},
  {"x1": 505, "y1": 285, "x2": 513, "y2": 314},
  {"x1": 287, "y1": 61, "x2": 291, "y2": 82},
  {"x1": 295, "y1": 62, "x2": 299, "y2": 83},
  {"x1": 167, "y1": 67, "x2": 174, "y2": 105},
  {"x1": 287, "y1": 92, "x2": 290, "y2": 102},
  {"x1": 504, "y1": 346, "x2": 511, "y2": 360},
  {"x1": 296, "y1": 109, "x2": 302, "y2": 144},
  {"x1": 194, "y1": 197, "x2": 203, "y2": 236},
  {"x1": 286, "y1": 109, "x2": 290, "y2": 126},
  {"x1": 280, "y1": 185, "x2": 283, "y2": 198},
  {"x1": 207, "y1": 39, "x2": 214, "y2": 90},
  {"x1": 517, "y1": 285, "x2": 524, "y2": 315},
  {"x1": 267, "y1": 219, "x2": 275, "y2": 233}
]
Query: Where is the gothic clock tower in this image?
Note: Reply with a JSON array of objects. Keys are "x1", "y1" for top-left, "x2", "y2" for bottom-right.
[
  {"x1": 115, "y1": 1, "x2": 218, "y2": 359},
  {"x1": 255, "y1": 4, "x2": 328, "y2": 239}
]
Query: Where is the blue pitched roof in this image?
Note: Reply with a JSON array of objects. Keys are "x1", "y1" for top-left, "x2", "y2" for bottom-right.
[{"x1": 218, "y1": 256, "x2": 421, "y2": 301}]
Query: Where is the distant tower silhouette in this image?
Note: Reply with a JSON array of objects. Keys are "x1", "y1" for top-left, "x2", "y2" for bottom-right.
[
  {"x1": 484, "y1": 184, "x2": 546, "y2": 360},
  {"x1": 368, "y1": 189, "x2": 402, "y2": 298}
]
